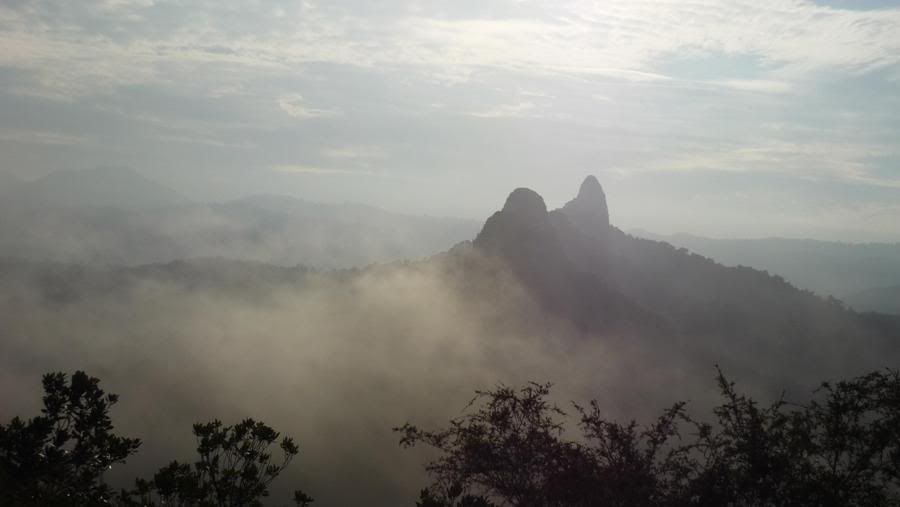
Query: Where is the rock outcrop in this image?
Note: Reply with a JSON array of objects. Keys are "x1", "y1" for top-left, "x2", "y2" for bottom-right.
[
  {"x1": 474, "y1": 187, "x2": 570, "y2": 290},
  {"x1": 559, "y1": 175, "x2": 610, "y2": 241},
  {"x1": 474, "y1": 188, "x2": 554, "y2": 256},
  {"x1": 472, "y1": 178, "x2": 653, "y2": 333}
]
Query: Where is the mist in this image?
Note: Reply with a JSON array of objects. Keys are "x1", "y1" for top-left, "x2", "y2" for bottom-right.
[
  {"x1": 0, "y1": 168, "x2": 479, "y2": 268},
  {"x1": 0, "y1": 252, "x2": 697, "y2": 504},
  {"x1": 3, "y1": 1, "x2": 900, "y2": 505},
  {"x1": 2, "y1": 201, "x2": 896, "y2": 504}
]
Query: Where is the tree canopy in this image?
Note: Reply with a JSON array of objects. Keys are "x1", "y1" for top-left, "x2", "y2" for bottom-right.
[
  {"x1": 0, "y1": 371, "x2": 312, "y2": 507},
  {"x1": 4, "y1": 368, "x2": 900, "y2": 505},
  {"x1": 397, "y1": 369, "x2": 900, "y2": 507}
]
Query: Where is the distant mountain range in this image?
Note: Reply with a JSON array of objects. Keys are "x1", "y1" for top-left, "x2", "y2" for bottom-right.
[
  {"x1": 0, "y1": 167, "x2": 479, "y2": 267},
  {"x1": 5, "y1": 175, "x2": 897, "y2": 388},
  {"x1": 630, "y1": 231, "x2": 900, "y2": 315},
  {"x1": 1, "y1": 167, "x2": 897, "y2": 318},
  {"x1": 844, "y1": 285, "x2": 900, "y2": 315},
  {"x1": 0, "y1": 167, "x2": 189, "y2": 210}
]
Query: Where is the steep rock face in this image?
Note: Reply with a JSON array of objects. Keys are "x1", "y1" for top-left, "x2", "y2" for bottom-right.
[
  {"x1": 559, "y1": 175, "x2": 610, "y2": 240},
  {"x1": 473, "y1": 184, "x2": 658, "y2": 334},
  {"x1": 474, "y1": 188, "x2": 569, "y2": 282},
  {"x1": 551, "y1": 176, "x2": 612, "y2": 274},
  {"x1": 475, "y1": 188, "x2": 554, "y2": 255}
]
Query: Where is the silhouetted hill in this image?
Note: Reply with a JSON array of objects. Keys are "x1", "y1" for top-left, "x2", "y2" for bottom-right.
[
  {"x1": 469, "y1": 176, "x2": 900, "y2": 388},
  {"x1": 559, "y1": 174, "x2": 609, "y2": 242},
  {"x1": 0, "y1": 257, "x2": 313, "y2": 305},
  {"x1": 0, "y1": 186, "x2": 479, "y2": 268},
  {"x1": 4, "y1": 167, "x2": 190, "y2": 211},
  {"x1": 632, "y1": 231, "x2": 900, "y2": 301},
  {"x1": 475, "y1": 188, "x2": 566, "y2": 271},
  {"x1": 473, "y1": 185, "x2": 660, "y2": 334},
  {"x1": 845, "y1": 285, "x2": 900, "y2": 315}
]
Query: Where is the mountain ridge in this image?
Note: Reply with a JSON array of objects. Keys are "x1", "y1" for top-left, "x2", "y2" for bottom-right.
[
  {"x1": 2, "y1": 167, "x2": 191, "y2": 211},
  {"x1": 630, "y1": 230, "x2": 900, "y2": 304},
  {"x1": 467, "y1": 176, "x2": 899, "y2": 387}
]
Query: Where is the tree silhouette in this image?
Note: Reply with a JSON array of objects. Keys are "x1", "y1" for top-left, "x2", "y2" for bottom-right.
[
  {"x1": 1, "y1": 371, "x2": 313, "y2": 507},
  {"x1": 398, "y1": 369, "x2": 900, "y2": 506},
  {"x1": 121, "y1": 418, "x2": 313, "y2": 507},
  {"x1": 0, "y1": 371, "x2": 141, "y2": 506},
  {"x1": 5, "y1": 368, "x2": 900, "y2": 506}
]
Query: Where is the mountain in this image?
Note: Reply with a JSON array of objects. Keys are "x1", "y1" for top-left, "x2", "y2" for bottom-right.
[
  {"x1": 6, "y1": 175, "x2": 895, "y2": 401},
  {"x1": 471, "y1": 176, "x2": 900, "y2": 388},
  {"x1": 559, "y1": 174, "x2": 610, "y2": 242},
  {"x1": 211, "y1": 194, "x2": 480, "y2": 267},
  {"x1": 0, "y1": 185, "x2": 479, "y2": 267},
  {"x1": 844, "y1": 285, "x2": 900, "y2": 315},
  {"x1": 631, "y1": 231, "x2": 900, "y2": 301},
  {"x1": 473, "y1": 182, "x2": 657, "y2": 334},
  {"x1": 2, "y1": 176, "x2": 899, "y2": 506},
  {"x1": 4, "y1": 167, "x2": 190, "y2": 211}
]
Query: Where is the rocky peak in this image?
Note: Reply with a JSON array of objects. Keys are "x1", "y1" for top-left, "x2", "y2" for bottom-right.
[
  {"x1": 470, "y1": 179, "x2": 642, "y2": 333},
  {"x1": 559, "y1": 175, "x2": 610, "y2": 239},
  {"x1": 576, "y1": 175, "x2": 605, "y2": 204},
  {"x1": 563, "y1": 176, "x2": 609, "y2": 224},
  {"x1": 502, "y1": 187, "x2": 548, "y2": 222},
  {"x1": 474, "y1": 187, "x2": 555, "y2": 256}
]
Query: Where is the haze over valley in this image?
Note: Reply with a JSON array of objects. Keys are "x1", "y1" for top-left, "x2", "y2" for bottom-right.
[
  {"x1": 2, "y1": 1, "x2": 900, "y2": 505},
  {"x1": 2, "y1": 172, "x2": 899, "y2": 504}
]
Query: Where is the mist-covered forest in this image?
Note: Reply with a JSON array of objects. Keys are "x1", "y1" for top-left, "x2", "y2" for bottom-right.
[
  {"x1": 633, "y1": 231, "x2": 900, "y2": 314},
  {"x1": 4, "y1": 1, "x2": 900, "y2": 504},
  {"x1": 3, "y1": 174, "x2": 900, "y2": 505}
]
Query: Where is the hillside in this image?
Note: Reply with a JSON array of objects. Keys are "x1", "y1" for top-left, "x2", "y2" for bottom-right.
[
  {"x1": 469, "y1": 176, "x2": 900, "y2": 390},
  {"x1": 632, "y1": 231, "x2": 900, "y2": 301},
  {"x1": 845, "y1": 285, "x2": 900, "y2": 315}
]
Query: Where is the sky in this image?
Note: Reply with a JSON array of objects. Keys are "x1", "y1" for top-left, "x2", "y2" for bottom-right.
[{"x1": 1, "y1": 0, "x2": 899, "y2": 241}]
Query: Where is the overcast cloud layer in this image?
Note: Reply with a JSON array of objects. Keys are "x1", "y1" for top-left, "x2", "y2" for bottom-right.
[{"x1": 1, "y1": 0, "x2": 899, "y2": 240}]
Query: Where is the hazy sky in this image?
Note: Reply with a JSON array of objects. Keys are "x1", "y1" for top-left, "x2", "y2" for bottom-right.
[{"x1": 1, "y1": 0, "x2": 899, "y2": 241}]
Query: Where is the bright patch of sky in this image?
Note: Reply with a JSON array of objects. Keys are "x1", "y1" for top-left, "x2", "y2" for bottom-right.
[
  {"x1": 813, "y1": 0, "x2": 899, "y2": 10},
  {"x1": 0, "y1": 0, "x2": 899, "y2": 241}
]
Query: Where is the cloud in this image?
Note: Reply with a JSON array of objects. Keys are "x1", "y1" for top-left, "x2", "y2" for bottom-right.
[
  {"x1": 155, "y1": 134, "x2": 256, "y2": 149},
  {"x1": 2, "y1": 0, "x2": 899, "y2": 101},
  {"x1": 322, "y1": 146, "x2": 388, "y2": 160},
  {"x1": 646, "y1": 139, "x2": 900, "y2": 188},
  {"x1": 277, "y1": 94, "x2": 341, "y2": 119},
  {"x1": 715, "y1": 79, "x2": 793, "y2": 94},
  {"x1": 468, "y1": 101, "x2": 537, "y2": 118},
  {"x1": 0, "y1": 128, "x2": 88, "y2": 146},
  {"x1": 272, "y1": 164, "x2": 389, "y2": 177},
  {"x1": 0, "y1": 0, "x2": 898, "y2": 240}
]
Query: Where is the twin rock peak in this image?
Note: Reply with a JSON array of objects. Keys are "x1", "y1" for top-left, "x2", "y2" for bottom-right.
[{"x1": 474, "y1": 175, "x2": 611, "y2": 259}]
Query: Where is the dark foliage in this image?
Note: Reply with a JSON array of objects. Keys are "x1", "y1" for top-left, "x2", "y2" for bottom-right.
[
  {"x1": 0, "y1": 371, "x2": 312, "y2": 507},
  {"x1": 398, "y1": 369, "x2": 900, "y2": 507},
  {"x1": 0, "y1": 371, "x2": 141, "y2": 506},
  {"x1": 121, "y1": 419, "x2": 313, "y2": 507}
]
